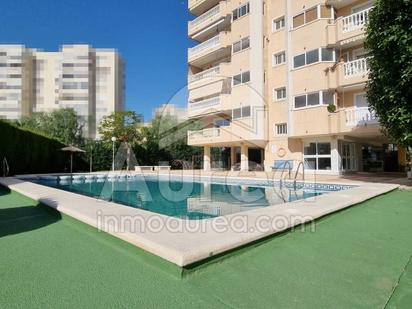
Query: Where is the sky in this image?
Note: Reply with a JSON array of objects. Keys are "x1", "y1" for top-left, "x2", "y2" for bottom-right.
[{"x1": 0, "y1": 0, "x2": 193, "y2": 121}]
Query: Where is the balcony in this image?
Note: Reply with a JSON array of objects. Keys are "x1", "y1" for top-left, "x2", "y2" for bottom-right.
[
  {"x1": 326, "y1": 0, "x2": 363, "y2": 9},
  {"x1": 189, "y1": 66, "x2": 220, "y2": 84},
  {"x1": 291, "y1": 105, "x2": 379, "y2": 138},
  {"x1": 188, "y1": 117, "x2": 266, "y2": 146},
  {"x1": 188, "y1": 2, "x2": 230, "y2": 41},
  {"x1": 342, "y1": 8, "x2": 371, "y2": 33},
  {"x1": 334, "y1": 57, "x2": 369, "y2": 88},
  {"x1": 327, "y1": 7, "x2": 372, "y2": 46},
  {"x1": 188, "y1": 62, "x2": 230, "y2": 90},
  {"x1": 188, "y1": 126, "x2": 239, "y2": 146},
  {"x1": 188, "y1": 32, "x2": 231, "y2": 67},
  {"x1": 343, "y1": 58, "x2": 369, "y2": 77},
  {"x1": 345, "y1": 107, "x2": 378, "y2": 127},
  {"x1": 188, "y1": 96, "x2": 222, "y2": 118},
  {"x1": 188, "y1": 0, "x2": 221, "y2": 16}
]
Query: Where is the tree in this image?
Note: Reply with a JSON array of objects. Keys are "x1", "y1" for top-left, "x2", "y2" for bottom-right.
[
  {"x1": 81, "y1": 139, "x2": 112, "y2": 172},
  {"x1": 18, "y1": 108, "x2": 83, "y2": 145},
  {"x1": 365, "y1": 1, "x2": 412, "y2": 162},
  {"x1": 98, "y1": 111, "x2": 143, "y2": 143},
  {"x1": 136, "y1": 114, "x2": 202, "y2": 167}
]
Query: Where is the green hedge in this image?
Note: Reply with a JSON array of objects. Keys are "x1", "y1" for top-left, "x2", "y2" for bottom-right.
[{"x1": 0, "y1": 120, "x2": 85, "y2": 176}]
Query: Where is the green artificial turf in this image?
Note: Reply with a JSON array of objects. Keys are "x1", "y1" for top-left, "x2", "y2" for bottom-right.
[{"x1": 1, "y1": 186, "x2": 412, "y2": 308}]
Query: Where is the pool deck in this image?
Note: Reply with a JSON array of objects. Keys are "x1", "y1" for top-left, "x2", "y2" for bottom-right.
[
  {"x1": 0, "y1": 174, "x2": 399, "y2": 267},
  {"x1": 1, "y1": 186, "x2": 412, "y2": 308}
]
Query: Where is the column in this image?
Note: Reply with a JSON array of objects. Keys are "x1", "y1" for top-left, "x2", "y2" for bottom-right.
[
  {"x1": 330, "y1": 138, "x2": 340, "y2": 175},
  {"x1": 230, "y1": 147, "x2": 236, "y2": 170},
  {"x1": 240, "y1": 144, "x2": 249, "y2": 172},
  {"x1": 203, "y1": 146, "x2": 211, "y2": 172}
]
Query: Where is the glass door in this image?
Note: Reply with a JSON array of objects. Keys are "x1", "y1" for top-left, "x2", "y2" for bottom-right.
[{"x1": 341, "y1": 142, "x2": 357, "y2": 172}]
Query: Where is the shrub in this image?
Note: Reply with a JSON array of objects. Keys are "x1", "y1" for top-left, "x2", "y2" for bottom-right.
[{"x1": 0, "y1": 120, "x2": 86, "y2": 175}]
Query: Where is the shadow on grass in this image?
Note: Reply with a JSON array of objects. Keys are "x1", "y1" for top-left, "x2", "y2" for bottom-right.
[
  {"x1": 0, "y1": 186, "x2": 11, "y2": 197},
  {"x1": 0, "y1": 188, "x2": 62, "y2": 238}
]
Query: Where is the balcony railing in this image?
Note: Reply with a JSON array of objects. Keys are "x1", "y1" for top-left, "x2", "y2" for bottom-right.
[
  {"x1": 188, "y1": 34, "x2": 220, "y2": 58},
  {"x1": 342, "y1": 7, "x2": 372, "y2": 33},
  {"x1": 189, "y1": 96, "x2": 221, "y2": 111},
  {"x1": 188, "y1": 128, "x2": 221, "y2": 139},
  {"x1": 343, "y1": 58, "x2": 369, "y2": 78},
  {"x1": 189, "y1": 66, "x2": 220, "y2": 83},
  {"x1": 189, "y1": 4, "x2": 220, "y2": 28},
  {"x1": 345, "y1": 107, "x2": 378, "y2": 126},
  {"x1": 188, "y1": 0, "x2": 206, "y2": 9}
]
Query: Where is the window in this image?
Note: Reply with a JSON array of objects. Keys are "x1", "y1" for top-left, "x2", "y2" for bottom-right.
[
  {"x1": 233, "y1": 108, "x2": 242, "y2": 119},
  {"x1": 355, "y1": 93, "x2": 368, "y2": 107},
  {"x1": 62, "y1": 82, "x2": 89, "y2": 90},
  {"x1": 322, "y1": 91, "x2": 334, "y2": 105},
  {"x1": 274, "y1": 87, "x2": 287, "y2": 101},
  {"x1": 233, "y1": 37, "x2": 250, "y2": 53},
  {"x1": 294, "y1": 90, "x2": 334, "y2": 109},
  {"x1": 233, "y1": 71, "x2": 250, "y2": 86},
  {"x1": 306, "y1": 49, "x2": 319, "y2": 65},
  {"x1": 62, "y1": 63, "x2": 88, "y2": 68},
  {"x1": 292, "y1": 5, "x2": 334, "y2": 28},
  {"x1": 304, "y1": 142, "x2": 332, "y2": 170},
  {"x1": 233, "y1": 41, "x2": 241, "y2": 53},
  {"x1": 273, "y1": 16, "x2": 285, "y2": 31},
  {"x1": 293, "y1": 54, "x2": 305, "y2": 68},
  {"x1": 293, "y1": 13, "x2": 305, "y2": 28},
  {"x1": 215, "y1": 119, "x2": 231, "y2": 127},
  {"x1": 293, "y1": 48, "x2": 336, "y2": 68},
  {"x1": 241, "y1": 37, "x2": 250, "y2": 50},
  {"x1": 275, "y1": 123, "x2": 288, "y2": 135},
  {"x1": 321, "y1": 48, "x2": 334, "y2": 61},
  {"x1": 232, "y1": 105, "x2": 251, "y2": 119},
  {"x1": 273, "y1": 51, "x2": 286, "y2": 66},
  {"x1": 305, "y1": 7, "x2": 318, "y2": 23},
  {"x1": 233, "y1": 3, "x2": 250, "y2": 21},
  {"x1": 294, "y1": 95, "x2": 306, "y2": 108},
  {"x1": 307, "y1": 92, "x2": 320, "y2": 106}
]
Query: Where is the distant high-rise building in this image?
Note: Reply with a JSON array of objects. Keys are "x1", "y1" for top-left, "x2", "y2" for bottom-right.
[
  {"x1": 153, "y1": 104, "x2": 188, "y2": 123},
  {"x1": 0, "y1": 44, "x2": 125, "y2": 138},
  {"x1": 0, "y1": 45, "x2": 34, "y2": 120}
]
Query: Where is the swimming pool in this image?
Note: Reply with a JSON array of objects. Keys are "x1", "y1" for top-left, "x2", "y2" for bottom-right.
[{"x1": 29, "y1": 174, "x2": 353, "y2": 220}]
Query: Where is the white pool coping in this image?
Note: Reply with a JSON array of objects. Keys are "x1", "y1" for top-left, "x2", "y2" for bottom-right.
[{"x1": 0, "y1": 176, "x2": 399, "y2": 267}]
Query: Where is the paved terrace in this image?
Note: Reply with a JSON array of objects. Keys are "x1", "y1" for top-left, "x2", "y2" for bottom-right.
[
  {"x1": 1, "y1": 186, "x2": 412, "y2": 308},
  {"x1": 161, "y1": 170, "x2": 412, "y2": 187}
]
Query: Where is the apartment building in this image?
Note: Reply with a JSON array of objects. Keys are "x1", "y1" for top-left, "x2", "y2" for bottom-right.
[
  {"x1": 153, "y1": 104, "x2": 188, "y2": 123},
  {"x1": 0, "y1": 45, "x2": 34, "y2": 120},
  {"x1": 0, "y1": 44, "x2": 124, "y2": 139},
  {"x1": 186, "y1": 0, "x2": 403, "y2": 174}
]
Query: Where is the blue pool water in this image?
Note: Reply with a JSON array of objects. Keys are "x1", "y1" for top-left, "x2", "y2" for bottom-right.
[{"x1": 30, "y1": 175, "x2": 353, "y2": 220}]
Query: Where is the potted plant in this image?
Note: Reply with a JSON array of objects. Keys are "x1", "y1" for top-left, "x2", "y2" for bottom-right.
[{"x1": 327, "y1": 104, "x2": 337, "y2": 113}]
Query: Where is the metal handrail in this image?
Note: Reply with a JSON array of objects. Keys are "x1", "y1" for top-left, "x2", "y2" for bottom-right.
[
  {"x1": 279, "y1": 161, "x2": 292, "y2": 188},
  {"x1": 293, "y1": 161, "x2": 305, "y2": 190},
  {"x1": 2, "y1": 157, "x2": 10, "y2": 177},
  {"x1": 280, "y1": 160, "x2": 292, "y2": 180}
]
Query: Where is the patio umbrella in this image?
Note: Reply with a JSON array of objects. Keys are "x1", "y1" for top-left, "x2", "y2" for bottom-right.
[{"x1": 61, "y1": 145, "x2": 86, "y2": 174}]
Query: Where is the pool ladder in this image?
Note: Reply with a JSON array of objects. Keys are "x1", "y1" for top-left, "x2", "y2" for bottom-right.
[
  {"x1": 2, "y1": 157, "x2": 9, "y2": 178},
  {"x1": 293, "y1": 161, "x2": 305, "y2": 190},
  {"x1": 277, "y1": 161, "x2": 305, "y2": 201}
]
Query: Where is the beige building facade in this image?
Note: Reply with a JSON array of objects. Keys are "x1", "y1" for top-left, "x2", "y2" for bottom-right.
[
  {"x1": 153, "y1": 103, "x2": 188, "y2": 123},
  {"x1": 0, "y1": 44, "x2": 124, "y2": 139},
  {"x1": 186, "y1": 0, "x2": 402, "y2": 175}
]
